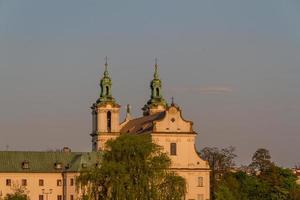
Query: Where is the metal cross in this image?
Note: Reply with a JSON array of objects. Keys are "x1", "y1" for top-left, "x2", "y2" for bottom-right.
[{"x1": 105, "y1": 56, "x2": 108, "y2": 65}]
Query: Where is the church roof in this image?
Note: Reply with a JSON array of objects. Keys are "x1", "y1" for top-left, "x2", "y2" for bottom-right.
[
  {"x1": 0, "y1": 151, "x2": 101, "y2": 173},
  {"x1": 120, "y1": 112, "x2": 165, "y2": 134}
]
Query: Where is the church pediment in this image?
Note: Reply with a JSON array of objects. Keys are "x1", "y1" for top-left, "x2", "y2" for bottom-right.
[{"x1": 154, "y1": 105, "x2": 193, "y2": 133}]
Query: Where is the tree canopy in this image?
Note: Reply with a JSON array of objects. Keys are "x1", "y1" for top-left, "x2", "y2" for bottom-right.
[
  {"x1": 77, "y1": 134, "x2": 186, "y2": 200},
  {"x1": 199, "y1": 146, "x2": 236, "y2": 200},
  {"x1": 3, "y1": 184, "x2": 29, "y2": 200},
  {"x1": 200, "y1": 147, "x2": 300, "y2": 200}
]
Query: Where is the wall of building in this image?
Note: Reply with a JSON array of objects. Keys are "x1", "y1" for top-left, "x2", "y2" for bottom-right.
[
  {"x1": 152, "y1": 133, "x2": 210, "y2": 200},
  {"x1": 96, "y1": 104, "x2": 120, "y2": 133},
  {"x1": 176, "y1": 170, "x2": 210, "y2": 200},
  {"x1": 0, "y1": 172, "x2": 79, "y2": 200},
  {"x1": 96, "y1": 133, "x2": 120, "y2": 151}
]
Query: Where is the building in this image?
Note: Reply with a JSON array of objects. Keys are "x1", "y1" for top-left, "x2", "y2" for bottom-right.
[
  {"x1": 0, "y1": 60, "x2": 210, "y2": 200},
  {"x1": 0, "y1": 150, "x2": 100, "y2": 200},
  {"x1": 91, "y1": 60, "x2": 210, "y2": 200}
]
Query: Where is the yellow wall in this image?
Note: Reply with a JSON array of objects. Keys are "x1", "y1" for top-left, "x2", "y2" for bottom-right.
[
  {"x1": 151, "y1": 106, "x2": 210, "y2": 200},
  {"x1": 0, "y1": 172, "x2": 79, "y2": 200},
  {"x1": 176, "y1": 170, "x2": 210, "y2": 200},
  {"x1": 152, "y1": 133, "x2": 210, "y2": 200}
]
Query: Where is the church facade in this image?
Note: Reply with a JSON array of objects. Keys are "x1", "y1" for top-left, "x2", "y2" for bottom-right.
[
  {"x1": 0, "y1": 60, "x2": 210, "y2": 200},
  {"x1": 91, "y1": 61, "x2": 210, "y2": 200}
]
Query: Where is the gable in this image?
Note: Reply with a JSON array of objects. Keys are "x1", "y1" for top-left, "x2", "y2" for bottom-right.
[{"x1": 154, "y1": 106, "x2": 193, "y2": 133}]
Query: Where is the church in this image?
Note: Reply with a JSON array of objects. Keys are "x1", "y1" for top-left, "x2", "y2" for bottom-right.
[
  {"x1": 0, "y1": 60, "x2": 210, "y2": 200},
  {"x1": 90, "y1": 60, "x2": 210, "y2": 200}
]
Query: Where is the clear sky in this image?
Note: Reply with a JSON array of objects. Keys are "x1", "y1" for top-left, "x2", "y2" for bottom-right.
[{"x1": 0, "y1": 0, "x2": 299, "y2": 167}]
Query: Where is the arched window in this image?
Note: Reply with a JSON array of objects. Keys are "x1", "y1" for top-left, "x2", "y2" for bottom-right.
[
  {"x1": 107, "y1": 111, "x2": 111, "y2": 132},
  {"x1": 156, "y1": 87, "x2": 160, "y2": 96},
  {"x1": 106, "y1": 86, "x2": 109, "y2": 95}
]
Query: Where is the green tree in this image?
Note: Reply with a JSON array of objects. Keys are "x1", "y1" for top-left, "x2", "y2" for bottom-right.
[
  {"x1": 249, "y1": 148, "x2": 273, "y2": 173},
  {"x1": 199, "y1": 146, "x2": 236, "y2": 200},
  {"x1": 4, "y1": 195, "x2": 27, "y2": 200},
  {"x1": 216, "y1": 184, "x2": 235, "y2": 200},
  {"x1": 215, "y1": 148, "x2": 300, "y2": 200},
  {"x1": 4, "y1": 184, "x2": 29, "y2": 200},
  {"x1": 216, "y1": 171, "x2": 269, "y2": 200},
  {"x1": 260, "y1": 165, "x2": 300, "y2": 200},
  {"x1": 77, "y1": 134, "x2": 186, "y2": 200}
]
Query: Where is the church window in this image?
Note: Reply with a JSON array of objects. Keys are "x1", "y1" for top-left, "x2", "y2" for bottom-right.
[
  {"x1": 197, "y1": 177, "x2": 204, "y2": 187},
  {"x1": 107, "y1": 111, "x2": 112, "y2": 132},
  {"x1": 57, "y1": 195, "x2": 62, "y2": 200},
  {"x1": 170, "y1": 143, "x2": 177, "y2": 155},
  {"x1": 39, "y1": 179, "x2": 44, "y2": 186},
  {"x1": 156, "y1": 87, "x2": 160, "y2": 96},
  {"x1": 39, "y1": 195, "x2": 44, "y2": 200},
  {"x1": 70, "y1": 195, "x2": 74, "y2": 200},
  {"x1": 70, "y1": 178, "x2": 74, "y2": 186},
  {"x1": 106, "y1": 86, "x2": 109, "y2": 95}
]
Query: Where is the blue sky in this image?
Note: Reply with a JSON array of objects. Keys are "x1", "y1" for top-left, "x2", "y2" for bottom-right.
[{"x1": 0, "y1": 0, "x2": 299, "y2": 167}]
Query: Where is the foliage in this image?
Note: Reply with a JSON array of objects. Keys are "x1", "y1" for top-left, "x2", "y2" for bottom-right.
[
  {"x1": 200, "y1": 146, "x2": 236, "y2": 173},
  {"x1": 199, "y1": 146, "x2": 236, "y2": 200},
  {"x1": 4, "y1": 195, "x2": 27, "y2": 200},
  {"x1": 4, "y1": 184, "x2": 30, "y2": 200},
  {"x1": 249, "y1": 148, "x2": 273, "y2": 173},
  {"x1": 77, "y1": 134, "x2": 186, "y2": 200},
  {"x1": 212, "y1": 148, "x2": 300, "y2": 200}
]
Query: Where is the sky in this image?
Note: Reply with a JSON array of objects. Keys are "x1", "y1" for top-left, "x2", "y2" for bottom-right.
[{"x1": 0, "y1": 0, "x2": 299, "y2": 167}]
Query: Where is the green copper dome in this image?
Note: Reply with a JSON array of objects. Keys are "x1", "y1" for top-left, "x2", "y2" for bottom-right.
[
  {"x1": 142, "y1": 60, "x2": 167, "y2": 114},
  {"x1": 97, "y1": 60, "x2": 116, "y2": 104}
]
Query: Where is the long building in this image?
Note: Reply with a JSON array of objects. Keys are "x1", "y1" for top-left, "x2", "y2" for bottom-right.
[
  {"x1": 0, "y1": 60, "x2": 210, "y2": 200},
  {"x1": 0, "y1": 150, "x2": 100, "y2": 200}
]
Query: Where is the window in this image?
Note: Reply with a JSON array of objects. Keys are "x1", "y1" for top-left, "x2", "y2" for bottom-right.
[
  {"x1": 6, "y1": 179, "x2": 11, "y2": 186},
  {"x1": 197, "y1": 194, "x2": 204, "y2": 200},
  {"x1": 82, "y1": 163, "x2": 87, "y2": 168},
  {"x1": 39, "y1": 179, "x2": 44, "y2": 186},
  {"x1": 70, "y1": 195, "x2": 74, "y2": 200},
  {"x1": 39, "y1": 195, "x2": 44, "y2": 200},
  {"x1": 57, "y1": 179, "x2": 62, "y2": 186},
  {"x1": 21, "y1": 179, "x2": 27, "y2": 186},
  {"x1": 107, "y1": 111, "x2": 111, "y2": 132},
  {"x1": 197, "y1": 177, "x2": 204, "y2": 187},
  {"x1": 70, "y1": 178, "x2": 74, "y2": 186},
  {"x1": 170, "y1": 143, "x2": 177, "y2": 155},
  {"x1": 54, "y1": 162, "x2": 62, "y2": 170},
  {"x1": 57, "y1": 195, "x2": 62, "y2": 200},
  {"x1": 106, "y1": 86, "x2": 109, "y2": 95},
  {"x1": 22, "y1": 161, "x2": 29, "y2": 169},
  {"x1": 156, "y1": 87, "x2": 160, "y2": 96}
]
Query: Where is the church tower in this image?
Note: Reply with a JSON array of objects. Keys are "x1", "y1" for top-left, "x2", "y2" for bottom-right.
[
  {"x1": 91, "y1": 58, "x2": 120, "y2": 151},
  {"x1": 142, "y1": 59, "x2": 167, "y2": 115}
]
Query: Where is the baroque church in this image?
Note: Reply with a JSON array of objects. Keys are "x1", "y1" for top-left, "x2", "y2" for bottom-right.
[
  {"x1": 0, "y1": 60, "x2": 210, "y2": 200},
  {"x1": 90, "y1": 60, "x2": 210, "y2": 200}
]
